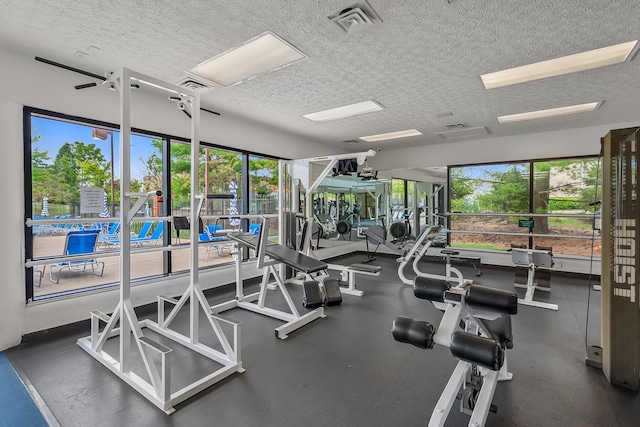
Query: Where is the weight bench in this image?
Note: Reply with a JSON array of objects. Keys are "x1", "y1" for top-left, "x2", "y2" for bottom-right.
[
  {"x1": 327, "y1": 263, "x2": 382, "y2": 296},
  {"x1": 218, "y1": 218, "x2": 341, "y2": 339},
  {"x1": 392, "y1": 277, "x2": 518, "y2": 427},
  {"x1": 511, "y1": 247, "x2": 558, "y2": 311}
]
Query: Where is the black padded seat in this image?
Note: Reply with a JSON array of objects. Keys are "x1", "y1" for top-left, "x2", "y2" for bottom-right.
[
  {"x1": 413, "y1": 276, "x2": 451, "y2": 302},
  {"x1": 440, "y1": 249, "x2": 459, "y2": 256},
  {"x1": 481, "y1": 316, "x2": 514, "y2": 349},
  {"x1": 466, "y1": 285, "x2": 518, "y2": 315},
  {"x1": 450, "y1": 331, "x2": 504, "y2": 371}
]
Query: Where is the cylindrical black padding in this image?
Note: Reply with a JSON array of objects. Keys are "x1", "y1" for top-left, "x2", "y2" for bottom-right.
[
  {"x1": 392, "y1": 316, "x2": 435, "y2": 350},
  {"x1": 390, "y1": 222, "x2": 407, "y2": 239},
  {"x1": 467, "y1": 285, "x2": 518, "y2": 315},
  {"x1": 482, "y1": 316, "x2": 514, "y2": 349},
  {"x1": 336, "y1": 220, "x2": 351, "y2": 235},
  {"x1": 413, "y1": 276, "x2": 450, "y2": 302},
  {"x1": 450, "y1": 331, "x2": 504, "y2": 371}
]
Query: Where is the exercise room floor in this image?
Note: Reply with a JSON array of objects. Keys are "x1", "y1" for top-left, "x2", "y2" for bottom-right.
[{"x1": 5, "y1": 254, "x2": 639, "y2": 427}]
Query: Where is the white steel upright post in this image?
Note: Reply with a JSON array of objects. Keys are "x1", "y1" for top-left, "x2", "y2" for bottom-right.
[
  {"x1": 119, "y1": 68, "x2": 132, "y2": 373},
  {"x1": 189, "y1": 94, "x2": 201, "y2": 344}
]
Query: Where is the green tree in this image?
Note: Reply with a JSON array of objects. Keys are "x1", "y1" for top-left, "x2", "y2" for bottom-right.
[
  {"x1": 51, "y1": 141, "x2": 108, "y2": 202},
  {"x1": 476, "y1": 165, "x2": 529, "y2": 213},
  {"x1": 449, "y1": 168, "x2": 475, "y2": 212}
]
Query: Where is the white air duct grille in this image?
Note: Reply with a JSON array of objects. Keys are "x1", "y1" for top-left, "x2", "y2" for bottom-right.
[
  {"x1": 176, "y1": 77, "x2": 213, "y2": 90},
  {"x1": 327, "y1": 1, "x2": 382, "y2": 35},
  {"x1": 436, "y1": 126, "x2": 488, "y2": 140}
]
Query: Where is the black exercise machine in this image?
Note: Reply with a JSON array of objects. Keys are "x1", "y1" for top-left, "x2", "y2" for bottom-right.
[{"x1": 392, "y1": 276, "x2": 518, "y2": 426}]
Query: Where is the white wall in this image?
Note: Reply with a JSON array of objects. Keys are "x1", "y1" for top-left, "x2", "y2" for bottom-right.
[{"x1": 0, "y1": 98, "x2": 27, "y2": 350}]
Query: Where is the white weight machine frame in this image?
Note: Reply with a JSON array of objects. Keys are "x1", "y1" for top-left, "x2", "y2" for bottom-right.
[
  {"x1": 213, "y1": 216, "x2": 327, "y2": 339},
  {"x1": 77, "y1": 68, "x2": 243, "y2": 414},
  {"x1": 397, "y1": 225, "x2": 472, "y2": 288},
  {"x1": 511, "y1": 247, "x2": 558, "y2": 311},
  {"x1": 404, "y1": 281, "x2": 514, "y2": 427}
]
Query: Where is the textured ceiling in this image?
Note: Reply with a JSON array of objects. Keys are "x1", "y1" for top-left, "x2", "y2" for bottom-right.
[{"x1": 0, "y1": 0, "x2": 639, "y2": 152}]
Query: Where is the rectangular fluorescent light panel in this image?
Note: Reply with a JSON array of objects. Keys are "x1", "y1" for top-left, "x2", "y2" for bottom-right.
[
  {"x1": 188, "y1": 32, "x2": 307, "y2": 87},
  {"x1": 303, "y1": 100, "x2": 384, "y2": 122},
  {"x1": 481, "y1": 40, "x2": 638, "y2": 89},
  {"x1": 360, "y1": 129, "x2": 422, "y2": 142},
  {"x1": 497, "y1": 102, "x2": 600, "y2": 123}
]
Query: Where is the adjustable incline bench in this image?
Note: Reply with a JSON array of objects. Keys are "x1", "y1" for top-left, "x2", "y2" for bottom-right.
[
  {"x1": 392, "y1": 276, "x2": 518, "y2": 427},
  {"x1": 217, "y1": 217, "x2": 341, "y2": 339}
]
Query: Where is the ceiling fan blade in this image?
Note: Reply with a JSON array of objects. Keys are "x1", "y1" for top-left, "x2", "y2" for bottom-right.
[
  {"x1": 35, "y1": 56, "x2": 106, "y2": 81},
  {"x1": 75, "y1": 82, "x2": 99, "y2": 90}
]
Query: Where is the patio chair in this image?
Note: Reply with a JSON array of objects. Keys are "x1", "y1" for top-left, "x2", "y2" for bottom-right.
[
  {"x1": 131, "y1": 222, "x2": 164, "y2": 246},
  {"x1": 48, "y1": 229, "x2": 104, "y2": 283},
  {"x1": 200, "y1": 224, "x2": 233, "y2": 260}
]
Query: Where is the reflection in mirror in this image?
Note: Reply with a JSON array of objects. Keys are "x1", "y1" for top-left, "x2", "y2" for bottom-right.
[{"x1": 309, "y1": 164, "x2": 447, "y2": 251}]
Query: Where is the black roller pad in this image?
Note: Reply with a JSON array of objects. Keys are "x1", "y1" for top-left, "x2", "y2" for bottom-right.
[
  {"x1": 323, "y1": 279, "x2": 343, "y2": 306},
  {"x1": 392, "y1": 316, "x2": 435, "y2": 350},
  {"x1": 467, "y1": 285, "x2": 518, "y2": 315},
  {"x1": 303, "y1": 281, "x2": 324, "y2": 308},
  {"x1": 414, "y1": 276, "x2": 451, "y2": 302},
  {"x1": 450, "y1": 331, "x2": 504, "y2": 371}
]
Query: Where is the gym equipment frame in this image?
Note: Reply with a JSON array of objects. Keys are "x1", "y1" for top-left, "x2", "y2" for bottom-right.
[
  {"x1": 393, "y1": 278, "x2": 518, "y2": 427},
  {"x1": 601, "y1": 127, "x2": 640, "y2": 390},
  {"x1": 214, "y1": 217, "x2": 327, "y2": 339},
  {"x1": 397, "y1": 225, "x2": 473, "y2": 288},
  {"x1": 510, "y1": 247, "x2": 558, "y2": 311},
  {"x1": 76, "y1": 68, "x2": 243, "y2": 414}
]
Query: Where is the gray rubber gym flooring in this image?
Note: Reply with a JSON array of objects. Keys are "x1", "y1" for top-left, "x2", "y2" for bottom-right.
[{"x1": 5, "y1": 254, "x2": 639, "y2": 426}]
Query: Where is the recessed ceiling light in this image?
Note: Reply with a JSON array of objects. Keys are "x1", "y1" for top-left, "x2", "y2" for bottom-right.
[
  {"x1": 481, "y1": 40, "x2": 638, "y2": 89},
  {"x1": 303, "y1": 100, "x2": 384, "y2": 122},
  {"x1": 497, "y1": 102, "x2": 600, "y2": 123},
  {"x1": 359, "y1": 129, "x2": 422, "y2": 142},
  {"x1": 187, "y1": 32, "x2": 307, "y2": 87}
]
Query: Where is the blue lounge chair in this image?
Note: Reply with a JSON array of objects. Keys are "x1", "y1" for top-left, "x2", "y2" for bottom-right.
[
  {"x1": 131, "y1": 222, "x2": 164, "y2": 246},
  {"x1": 199, "y1": 224, "x2": 232, "y2": 260},
  {"x1": 100, "y1": 221, "x2": 154, "y2": 247},
  {"x1": 249, "y1": 223, "x2": 261, "y2": 235},
  {"x1": 48, "y1": 229, "x2": 104, "y2": 283}
]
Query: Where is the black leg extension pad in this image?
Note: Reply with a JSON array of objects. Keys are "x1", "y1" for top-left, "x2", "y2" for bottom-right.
[
  {"x1": 467, "y1": 285, "x2": 518, "y2": 315},
  {"x1": 414, "y1": 276, "x2": 451, "y2": 302},
  {"x1": 392, "y1": 316, "x2": 435, "y2": 350},
  {"x1": 303, "y1": 281, "x2": 324, "y2": 308},
  {"x1": 450, "y1": 331, "x2": 504, "y2": 371},
  {"x1": 323, "y1": 278, "x2": 343, "y2": 306}
]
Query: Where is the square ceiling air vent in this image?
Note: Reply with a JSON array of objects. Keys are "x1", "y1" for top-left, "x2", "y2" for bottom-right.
[
  {"x1": 435, "y1": 126, "x2": 488, "y2": 140},
  {"x1": 176, "y1": 76, "x2": 214, "y2": 90},
  {"x1": 327, "y1": 1, "x2": 382, "y2": 34}
]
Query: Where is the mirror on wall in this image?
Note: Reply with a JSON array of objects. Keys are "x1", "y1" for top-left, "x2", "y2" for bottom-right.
[{"x1": 308, "y1": 164, "x2": 447, "y2": 251}]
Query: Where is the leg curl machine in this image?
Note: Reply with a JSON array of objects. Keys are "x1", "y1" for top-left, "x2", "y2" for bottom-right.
[{"x1": 392, "y1": 276, "x2": 518, "y2": 426}]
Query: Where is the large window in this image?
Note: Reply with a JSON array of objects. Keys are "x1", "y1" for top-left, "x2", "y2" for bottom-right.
[
  {"x1": 26, "y1": 110, "x2": 282, "y2": 300},
  {"x1": 449, "y1": 157, "x2": 601, "y2": 256}
]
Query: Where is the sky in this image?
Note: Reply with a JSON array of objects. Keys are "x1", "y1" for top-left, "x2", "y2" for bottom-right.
[{"x1": 32, "y1": 116, "x2": 158, "y2": 181}]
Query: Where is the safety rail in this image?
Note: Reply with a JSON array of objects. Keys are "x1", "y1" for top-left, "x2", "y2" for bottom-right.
[
  {"x1": 446, "y1": 211, "x2": 601, "y2": 241},
  {"x1": 448, "y1": 230, "x2": 600, "y2": 240},
  {"x1": 25, "y1": 214, "x2": 280, "y2": 269}
]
